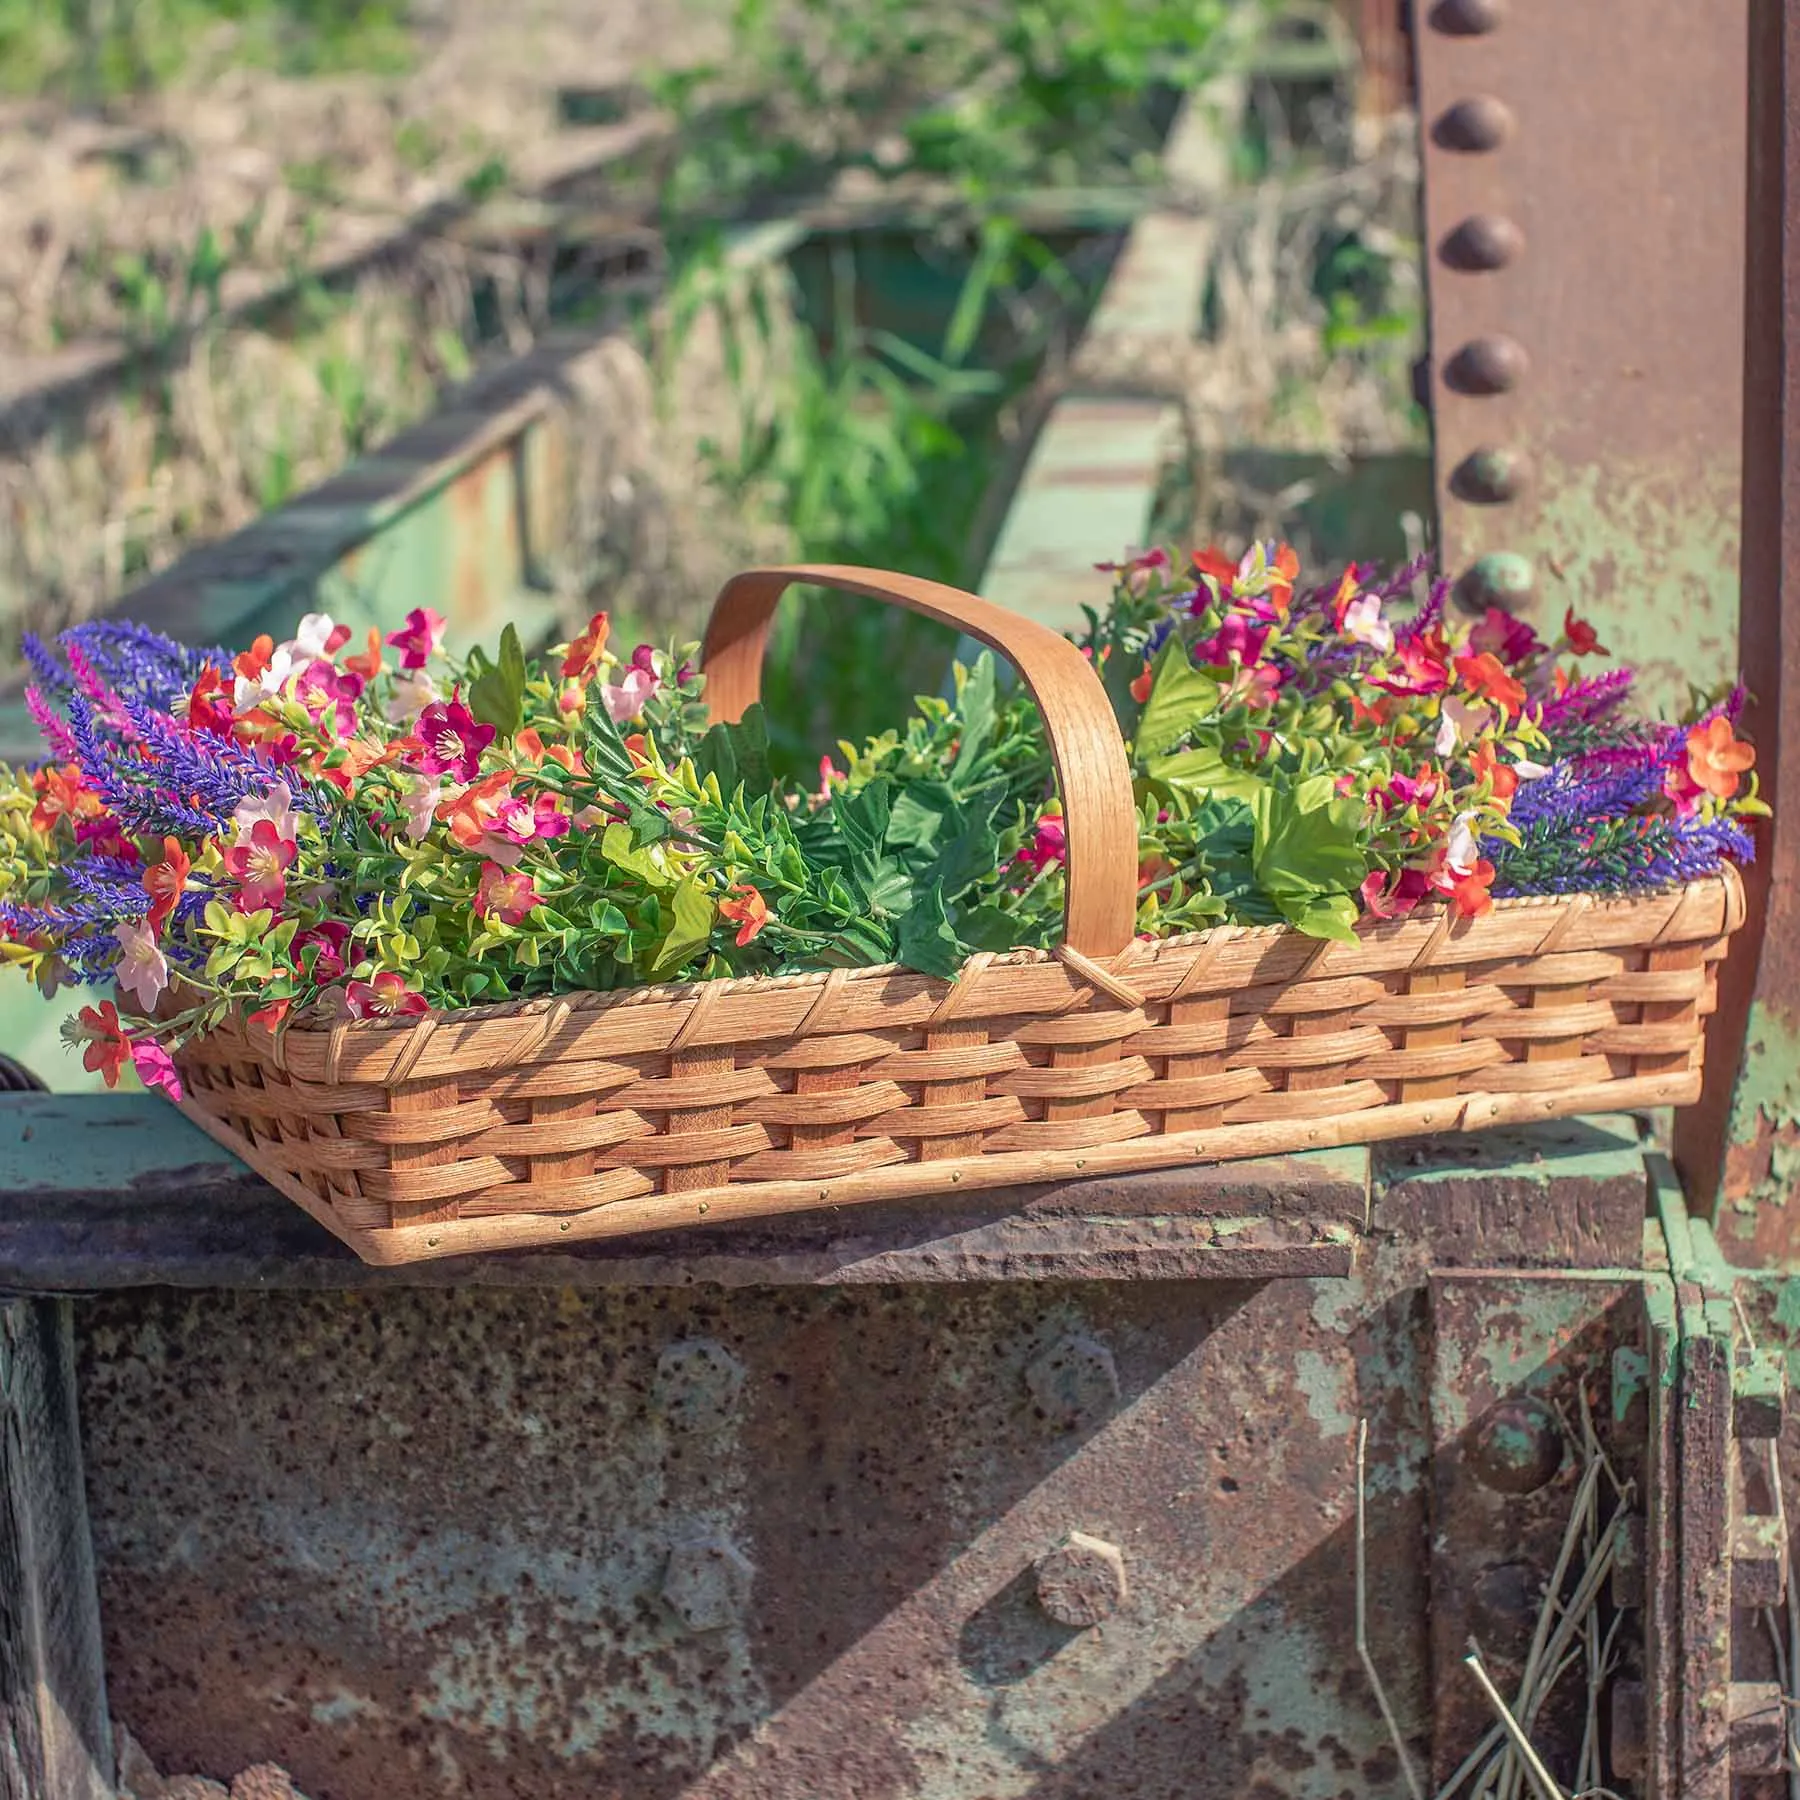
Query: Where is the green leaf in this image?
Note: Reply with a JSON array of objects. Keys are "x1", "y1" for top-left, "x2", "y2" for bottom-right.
[
  {"x1": 956, "y1": 903, "x2": 1026, "y2": 953},
  {"x1": 950, "y1": 655, "x2": 998, "y2": 784},
  {"x1": 649, "y1": 879, "x2": 716, "y2": 976},
  {"x1": 1278, "y1": 890, "x2": 1361, "y2": 943},
  {"x1": 468, "y1": 624, "x2": 527, "y2": 739},
  {"x1": 896, "y1": 882, "x2": 967, "y2": 979},
  {"x1": 693, "y1": 702, "x2": 772, "y2": 798},
  {"x1": 1147, "y1": 744, "x2": 1266, "y2": 805},
  {"x1": 601, "y1": 822, "x2": 677, "y2": 891},
  {"x1": 1135, "y1": 637, "x2": 1221, "y2": 757},
  {"x1": 835, "y1": 778, "x2": 891, "y2": 873}
]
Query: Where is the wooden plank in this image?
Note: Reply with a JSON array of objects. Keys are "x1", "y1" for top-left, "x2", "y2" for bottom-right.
[{"x1": 0, "y1": 1300, "x2": 111, "y2": 1800}]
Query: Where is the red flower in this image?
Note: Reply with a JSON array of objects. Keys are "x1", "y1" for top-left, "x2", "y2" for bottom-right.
[
  {"x1": 1192, "y1": 546, "x2": 1238, "y2": 592},
  {"x1": 1360, "y1": 868, "x2": 1433, "y2": 921},
  {"x1": 718, "y1": 884, "x2": 770, "y2": 947},
  {"x1": 1467, "y1": 608, "x2": 1541, "y2": 665},
  {"x1": 413, "y1": 692, "x2": 496, "y2": 782},
  {"x1": 222, "y1": 819, "x2": 297, "y2": 913},
  {"x1": 1377, "y1": 628, "x2": 1451, "y2": 697},
  {"x1": 1192, "y1": 612, "x2": 1269, "y2": 669},
  {"x1": 185, "y1": 666, "x2": 236, "y2": 737},
  {"x1": 385, "y1": 607, "x2": 446, "y2": 671},
  {"x1": 562, "y1": 611, "x2": 612, "y2": 682},
  {"x1": 74, "y1": 813, "x2": 138, "y2": 862},
  {"x1": 342, "y1": 972, "x2": 430, "y2": 1019},
  {"x1": 1454, "y1": 651, "x2": 1527, "y2": 717},
  {"x1": 142, "y1": 839, "x2": 192, "y2": 932},
  {"x1": 75, "y1": 1000, "x2": 131, "y2": 1087},
  {"x1": 249, "y1": 996, "x2": 294, "y2": 1032},
  {"x1": 1686, "y1": 715, "x2": 1755, "y2": 800},
  {"x1": 1129, "y1": 662, "x2": 1155, "y2": 704},
  {"x1": 1563, "y1": 609, "x2": 1610, "y2": 657},
  {"x1": 475, "y1": 860, "x2": 541, "y2": 926},
  {"x1": 1447, "y1": 858, "x2": 1496, "y2": 918}
]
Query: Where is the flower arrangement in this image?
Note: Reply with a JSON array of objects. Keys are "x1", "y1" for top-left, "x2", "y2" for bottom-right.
[{"x1": 0, "y1": 543, "x2": 1763, "y2": 1100}]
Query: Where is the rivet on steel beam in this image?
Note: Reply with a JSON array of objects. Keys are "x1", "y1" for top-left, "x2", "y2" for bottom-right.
[
  {"x1": 1432, "y1": 95, "x2": 1516, "y2": 153},
  {"x1": 1469, "y1": 1561, "x2": 1542, "y2": 1658},
  {"x1": 1034, "y1": 1531, "x2": 1127, "y2": 1628},
  {"x1": 1733, "y1": 1353, "x2": 1786, "y2": 1440},
  {"x1": 1732, "y1": 1513, "x2": 1788, "y2": 1609},
  {"x1": 1444, "y1": 335, "x2": 1529, "y2": 395},
  {"x1": 1454, "y1": 553, "x2": 1537, "y2": 617},
  {"x1": 1609, "y1": 1681, "x2": 1647, "y2": 1783},
  {"x1": 1025, "y1": 1333, "x2": 1120, "y2": 1431},
  {"x1": 1468, "y1": 1395, "x2": 1564, "y2": 1495},
  {"x1": 1441, "y1": 215, "x2": 1525, "y2": 273},
  {"x1": 1449, "y1": 447, "x2": 1528, "y2": 505},
  {"x1": 655, "y1": 1338, "x2": 747, "y2": 1434},
  {"x1": 661, "y1": 1533, "x2": 755, "y2": 1634},
  {"x1": 1429, "y1": 0, "x2": 1505, "y2": 35}
]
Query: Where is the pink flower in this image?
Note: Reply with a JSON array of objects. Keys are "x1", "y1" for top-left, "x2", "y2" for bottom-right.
[
  {"x1": 397, "y1": 772, "x2": 446, "y2": 842},
  {"x1": 1434, "y1": 695, "x2": 1493, "y2": 757},
  {"x1": 1095, "y1": 546, "x2": 1172, "y2": 596},
  {"x1": 601, "y1": 665, "x2": 658, "y2": 723},
  {"x1": 1375, "y1": 769, "x2": 1444, "y2": 815},
  {"x1": 295, "y1": 922, "x2": 352, "y2": 982},
  {"x1": 815, "y1": 756, "x2": 845, "y2": 803},
  {"x1": 231, "y1": 789, "x2": 303, "y2": 843},
  {"x1": 386, "y1": 607, "x2": 447, "y2": 671},
  {"x1": 1192, "y1": 612, "x2": 1270, "y2": 669},
  {"x1": 385, "y1": 668, "x2": 439, "y2": 725},
  {"x1": 1341, "y1": 593, "x2": 1393, "y2": 654},
  {"x1": 114, "y1": 920, "x2": 169, "y2": 1011},
  {"x1": 413, "y1": 693, "x2": 496, "y2": 782},
  {"x1": 1467, "y1": 607, "x2": 1542, "y2": 665},
  {"x1": 476, "y1": 860, "x2": 542, "y2": 925},
  {"x1": 1360, "y1": 868, "x2": 1433, "y2": 921},
  {"x1": 295, "y1": 661, "x2": 364, "y2": 741},
  {"x1": 490, "y1": 791, "x2": 570, "y2": 848},
  {"x1": 342, "y1": 972, "x2": 429, "y2": 1019},
  {"x1": 281, "y1": 613, "x2": 352, "y2": 674},
  {"x1": 1015, "y1": 815, "x2": 1067, "y2": 874},
  {"x1": 222, "y1": 818, "x2": 298, "y2": 913},
  {"x1": 130, "y1": 1039, "x2": 183, "y2": 1102},
  {"x1": 1222, "y1": 661, "x2": 1282, "y2": 710},
  {"x1": 1664, "y1": 760, "x2": 1708, "y2": 817}
]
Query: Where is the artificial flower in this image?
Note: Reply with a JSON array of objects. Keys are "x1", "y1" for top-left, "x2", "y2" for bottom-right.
[
  {"x1": 386, "y1": 608, "x2": 447, "y2": 671},
  {"x1": 718, "y1": 884, "x2": 770, "y2": 946}
]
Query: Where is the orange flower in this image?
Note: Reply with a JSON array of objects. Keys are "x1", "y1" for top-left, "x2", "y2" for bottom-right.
[
  {"x1": 1192, "y1": 546, "x2": 1237, "y2": 588},
  {"x1": 1267, "y1": 542, "x2": 1300, "y2": 613},
  {"x1": 249, "y1": 995, "x2": 293, "y2": 1032},
  {"x1": 439, "y1": 771, "x2": 516, "y2": 850},
  {"x1": 74, "y1": 999, "x2": 131, "y2": 1087},
  {"x1": 1138, "y1": 853, "x2": 1174, "y2": 889},
  {"x1": 343, "y1": 627, "x2": 385, "y2": 681},
  {"x1": 1563, "y1": 609, "x2": 1609, "y2": 657},
  {"x1": 562, "y1": 611, "x2": 611, "y2": 682},
  {"x1": 1350, "y1": 693, "x2": 1395, "y2": 728},
  {"x1": 1454, "y1": 651, "x2": 1527, "y2": 717},
  {"x1": 1129, "y1": 662, "x2": 1155, "y2": 704},
  {"x1": 315, "y1": 736, "x2": 391, "y2": 795},
  {"x1": 142, "y1": 838, "x2": 191, "y2": 933},
  {"x1": 718, "y1": 884, "x2": 769, "y2": 947},
  {"x1": 1449, "y1": 858, "x2": 1496, "y2": 918},
  {"x1": 233, "y1": 635, "x2": 275, "y2": 683},
  {"x1": 1468, "y1": 740, "x2": 1518, "y2": 806},
  {"x1": 29, "y1": 763, "x2": 103, "y2": 835},
  {"x1": 514, "y1": 728, "x2": 584, "y2": 774},
  {"x1": 1686, "y1": 715, "x2": 1755, "y2": 799}
]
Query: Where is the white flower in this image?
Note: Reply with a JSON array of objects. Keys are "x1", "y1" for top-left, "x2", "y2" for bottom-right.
[
  {"x1": 398, "y1": 774, "x2": 445, "y2": 843},
  {"x1": 385, "y1": 668, "x2": 440, "y2": 725},
  {"x1": 1341, "y1": 593, "x2": 1393, "y2": 654},
  {"x1": 290, "y1": 613, "x2": 343, "y2": 664},
  {"x1": 1514, "y1": 756, "x2": 1552, "y2": 780},
  {"x1": 233, "y1": 643, "x2": 297, "y2": 709},
  {"x1": 1435, "y1": 695, "x2": 1493, "y2": 758},
  {"x1": 231, "y1": 788, "x2": 301, "y2": 846},
  {"x1": 114, "y1": 920, "x2": 169, "y2": 1012},
  {"x1": 1444, "y1": 810, "x2": 1481, "y2": 876}
]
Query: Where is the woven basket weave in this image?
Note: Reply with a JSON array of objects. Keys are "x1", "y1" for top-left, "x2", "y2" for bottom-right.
[{"x1": 170, "y1": 565, "x2": 1750, "y2": 1265}]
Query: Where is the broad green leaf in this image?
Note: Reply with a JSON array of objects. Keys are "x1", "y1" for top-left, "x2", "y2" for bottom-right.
[
  {"x1": 1251, "y1": 781, "x2": 1367, "y2": 900},
  {"x1": 1277, "y1": 890, "x2": 1360, "y2": 943},
  {"x1": 649, "y1": 879, "x2": 714, "y2": 976},
  {"x1": 1147, "y1": 745, "x2": 1265, "y2": 805},
  {"x1": 469, "y1": 624, "x2": 527, "y2": 739},
  {"x1": 693, "y1": 702, "x2": 772, "y2": 798},
  {"x1": 950, "y1": 655, "x2": 998, "y2": 783},
  {"x1": 601, "y1": 822, "x2": 676, "y2": 890},
  {"x1": 835, "y1": 778, "x2": 891, "y2": 873},
  {"x1": 1134, "y1": 638, "x2": 1221, "y2": 757},
  {"x1": 896, "y1": 882, "x2": 967, "y2": 979}
]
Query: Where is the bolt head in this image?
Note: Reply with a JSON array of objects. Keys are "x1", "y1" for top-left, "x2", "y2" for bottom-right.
[
  {"x1": 1441, "y1": 214, "x2": 1525, "y2": 273},
  {"x1": 661, "y1": 1533, "x2": 754, "y2": 1633},
  {"x1": 1432, "y1": 95, "x2": 1515, "y2": 154},
  {"x1": 1470, "y1": 1561, "x2": 1541, "y2": 1659},
  {"x1": 1454, "y1": 553, "x2": 1537, "y2": 617},
  {"x1": 1468, "y1": 1395, "x2": 1564, "y2": 1495},
  {"x1": 1450, "y1": 447, "x2": 1528, "y2": 505},
  {"x1": 1430, "y1": 0, "x2": 1505, "y2": 33},
  {"x1": 1444, "y1": 335, "x2": 1529, "y2": 395},
  {"x1": 1025, "y1": 1333, "x2": 1120, "y2": 1430},
  {"x1": 655, "y1": 1338, "x2": 746, "y2": 1434},
  {"x1": 1034, "y1": 1531, "x2": 1128, "y2": 1628}
]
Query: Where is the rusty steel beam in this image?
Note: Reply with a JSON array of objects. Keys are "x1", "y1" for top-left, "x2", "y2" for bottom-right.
[
  {"x1": 1414, "y1": 0, "x2": 1747, "y2": 720},
  {"x1": 1678, "y1": 0, "x2": 1800, "y2": 1261},
  {"x1": 1333, "y1": 0, "x2": 1414, "y2": 119}
]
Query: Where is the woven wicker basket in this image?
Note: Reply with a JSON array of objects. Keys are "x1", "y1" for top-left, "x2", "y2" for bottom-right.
[{"x1": 170, "y1": 566, "x2": 1749, "y2": 1265}]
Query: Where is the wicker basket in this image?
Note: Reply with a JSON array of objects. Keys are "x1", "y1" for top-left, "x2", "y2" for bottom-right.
[{"x1": 169, "y1": 566, "x2": 1750, "y2": 1265}]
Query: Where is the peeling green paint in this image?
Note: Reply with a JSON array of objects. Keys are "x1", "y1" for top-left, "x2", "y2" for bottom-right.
[{"x1": 1293, "y1": 1349, "x2": 1355, "y2": 1439}]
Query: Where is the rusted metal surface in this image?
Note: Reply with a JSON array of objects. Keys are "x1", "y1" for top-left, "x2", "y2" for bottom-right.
[
  {"x1": 0, "y1": 1095, "x2": 1366, "y2": 1291},
  {"x1": 74, "y1": 1265, "x2": 1428, "y2": 1800},
  {"x1": 1679, "y1": 0, "x2": 1800, "y2": 1264},
  {"x1": 1424, "y1": 1273, "x2": 1643, "y2": 1789},
  {"x1": 1414, "y1": 0, "x2": 1747, "y2": 718},
  {"x1": 1332, "y1": 0, "x2": 1413, "y2": 120}
]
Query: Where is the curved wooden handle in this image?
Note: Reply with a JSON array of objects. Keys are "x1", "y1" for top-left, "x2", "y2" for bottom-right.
[{"x1": 700, "y1": 564, "x2": 1138, "y2": 958}]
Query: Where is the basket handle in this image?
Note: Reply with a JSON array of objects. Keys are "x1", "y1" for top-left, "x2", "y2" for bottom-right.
[{"x1": 700, "y1": 563, "x2": 1138, "y2": 959}]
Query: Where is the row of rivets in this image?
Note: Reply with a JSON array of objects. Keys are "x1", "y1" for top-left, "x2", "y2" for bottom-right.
[{"x1": 1429, "y1": 0, "x2": 1534, "y2": 614}]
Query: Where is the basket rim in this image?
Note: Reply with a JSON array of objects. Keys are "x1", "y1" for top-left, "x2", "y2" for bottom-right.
[{"x1": 236, "y1": 870, "x2": 1742, "y2": 1047}]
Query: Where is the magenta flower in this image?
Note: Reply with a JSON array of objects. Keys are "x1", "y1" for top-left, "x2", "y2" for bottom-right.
[
  {"x1": 296, "y1": 662, "x2": 364, "y2": 741},
  {"x1": 1015, "y1": 815, "x2": 1067, "y2": 874},
  {"x1": 476, "y1": 860, "x2": 542, "y2": 925},
  {"x1": 413, "y1": 693, "x2": 496, "y2": 782},
  {"x1": 1467, "y1": 607, "x2": 1542, "y2": 666},
  {"x1": 130, "y1": 1038, "x2": 184, "y2": 1102},
  {"x1": 1192, "y1": 612, "x2": 1270, "y2": 669},
  {"x1": 386, "y1": 607, "x2": 447, "y2": 671}
]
